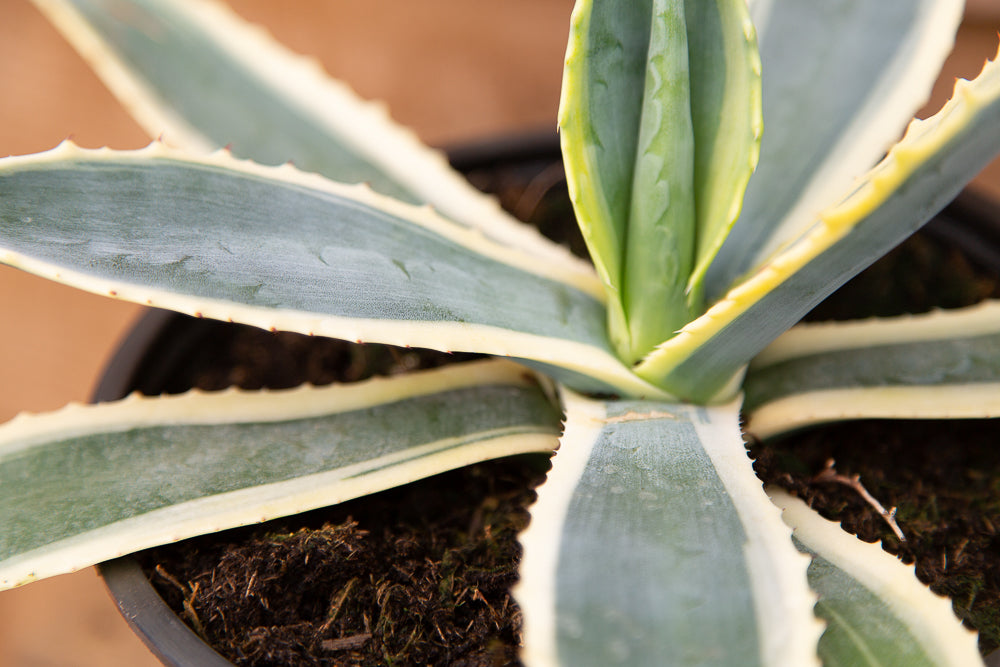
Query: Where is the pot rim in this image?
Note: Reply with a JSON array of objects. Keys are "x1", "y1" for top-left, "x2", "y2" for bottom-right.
[{"x1": 94, "y1": 307, "x2": 234, "y2": 666}]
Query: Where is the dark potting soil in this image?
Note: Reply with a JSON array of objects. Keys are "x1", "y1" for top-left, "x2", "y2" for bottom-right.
[
  {"x1": 138, "y1": 448, "x2": 547, "y2": 666},
  {"x1": 130, "y1": 148, "x2": 1000, "y2": 663}
]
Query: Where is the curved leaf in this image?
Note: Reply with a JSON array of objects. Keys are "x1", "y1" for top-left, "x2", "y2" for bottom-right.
[
  {"x1": 559, "y1": 0, "x2": 656, "y2": 361},
  {"x1": 517, "y1": 392, "x2": 820, "y2": 666},
  {"x1": 706, "y1": 0, "x2": 962, "y2": 299},
  {"x1": 0, "y1": 142, "x2": 665, "y2": 398},
  {"x1": 31, "y1": 0, "x2": 592, "y2": 275},
  {"x1": 637, "y1": 53, "x2": 1000, "y2": 403},
  {"x1": 684, "y1": 1, "x2": 762, "y2": 305},
  {"x1": 744, "y1": 302, "x2": 1000, "y2": 439},
  {"x1": 771, "y1": 489, "x2": 984, "y2": 667},
  {"x1": 0, "y1": 360, "x2": 561, "y2": 590},
  {"x1": 559, "y1": 0, "x2": 760, "y2": 364}
]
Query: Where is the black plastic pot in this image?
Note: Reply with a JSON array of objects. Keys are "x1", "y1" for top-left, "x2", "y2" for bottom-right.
[
  {"x1": 95, "y1": 309, "x2": 236, "y2": 667},
  {"x1": 93, "y1": 134, "x2": 1000, "y2": 665}
]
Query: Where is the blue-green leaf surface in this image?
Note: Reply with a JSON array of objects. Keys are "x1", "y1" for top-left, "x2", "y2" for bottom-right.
[
  {"x1": 38, "y1": 0, "x2": 410, "y2": 198},
  {"x1": 0, "y1": 143, "x2": 662, "y2": 397},
  {"x1": 559, "y1": 0, "x2": 760, "y2": 364},
  {"x1": 32, "y1": 0, "x2": 590, "y2": 272},
  {"x1": 637, "y1": 54, "x2": 1000, "y2": 403},
  {"x1": 517, "y1": 393, "x2": 820, "y2": 666},
  {"x1": 707, "y1": 0, "x2": 962, "y2": 299},
  {"x1": 744, "y1": 302, "x2": 1000, "y2": 439},
  {"x1": 0, "y1": 361, "x2": 561, "y2": 589},
  {"x1": 771, "y1": 489, "x2": 984, "y2": 667}
]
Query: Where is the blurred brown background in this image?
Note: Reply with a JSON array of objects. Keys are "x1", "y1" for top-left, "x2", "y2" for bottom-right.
[{"x1": 0, "y1": 2, "x2": 998, "y2": 664}]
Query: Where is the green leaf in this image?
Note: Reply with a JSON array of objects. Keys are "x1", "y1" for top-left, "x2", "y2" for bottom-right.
[
  {"x1": 707, "y1": 0, "x2": 963, "y2": 299},
  {"x1": 684, "y1": 1, "x2": 762, "y2": 308},
  {"x1": 32, "y1": 0, "x2": 590, "y2": 274},
  {"x1": 560, "y1": 0, "x2": 761, "y2": 365},
  {"x1": 0, "y1": 360, "x2": 561, "y2": 590},
  {"x1": 559, "y1": 0, "x2": 655, "y2": 360},
  {"x1": 517, "y1": 392, "x2": 821, "y2": 666},
  {"x1": 620, "y1": 0, "x2": 697, "y2": 364},
  {"x1": 771, "y1": 489, "x2": 984, "y2": 667},
  {"x1": 637, "y1": 54, "x2": 1000, "y2": 403},
  {"x1": 744, "y1": 301, "x2": 1000, "y2": 439},
  {"x1": 0, "y1": 142, "x2": 663, "y2": 398}
]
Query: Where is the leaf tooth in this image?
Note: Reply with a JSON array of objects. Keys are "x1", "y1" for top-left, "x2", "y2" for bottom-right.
[
  {"x1": 727, "y1": 263, "x2": 784, "y2": 301},
  {"x1": 823, "y1": 51, "x2": 1000, "y2": 237},
  {"x1": 48, "y1": 138, "x2": 83, "y2": 158},
  {"x1": 206, "y1": 142, "x2": 235, "y2": 159},
  {"x1": 137, "y1": 138, "x2": 175, "y2": 158},
  {"x1": 296, "y1": 53, "x2": 329, "y2": 78}
]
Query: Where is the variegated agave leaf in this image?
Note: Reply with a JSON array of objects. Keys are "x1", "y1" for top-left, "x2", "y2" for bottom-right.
[
  {"x1": 0, "y1": 141, "x2": 664, "y2": 399},
  {"x1": 559, "y1": 0, "x2": 761, "y2": 364},
  {"x1": 31, "y1": 0, "x2": 594, "y2": 277},
  {"x1": 709, "y1": 0, "x2": 963, "y2": 298},
  {"x1": 517, "y1": 392, "x2": 822, "y2": 667},
  {"x1": 744, "y1": 301, "x2": 1000, "y2": 439},
  {"x1": 0, "y1": 360, "x2": 561, "y2": 589},
  {"x1": 638, "y1": 51, "x2": 1000, "y2": 402},
  {"x1": 771, "y1": 489, "x2": 984, "y2": 667}
]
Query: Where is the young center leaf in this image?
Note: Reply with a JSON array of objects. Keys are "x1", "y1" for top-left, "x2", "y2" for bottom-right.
[{"x1": 559, "y1": 0, "x2": 761, "y2": 365}]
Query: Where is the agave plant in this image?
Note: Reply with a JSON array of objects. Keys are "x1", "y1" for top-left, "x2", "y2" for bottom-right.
[{"x1": 2, "y1": 0, "x2": 1000, "y2": 665}]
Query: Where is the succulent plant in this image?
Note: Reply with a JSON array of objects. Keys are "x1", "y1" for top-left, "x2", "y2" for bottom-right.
[{"x1": 2, "y1": 1, "x2": 999, "y2": 664}]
